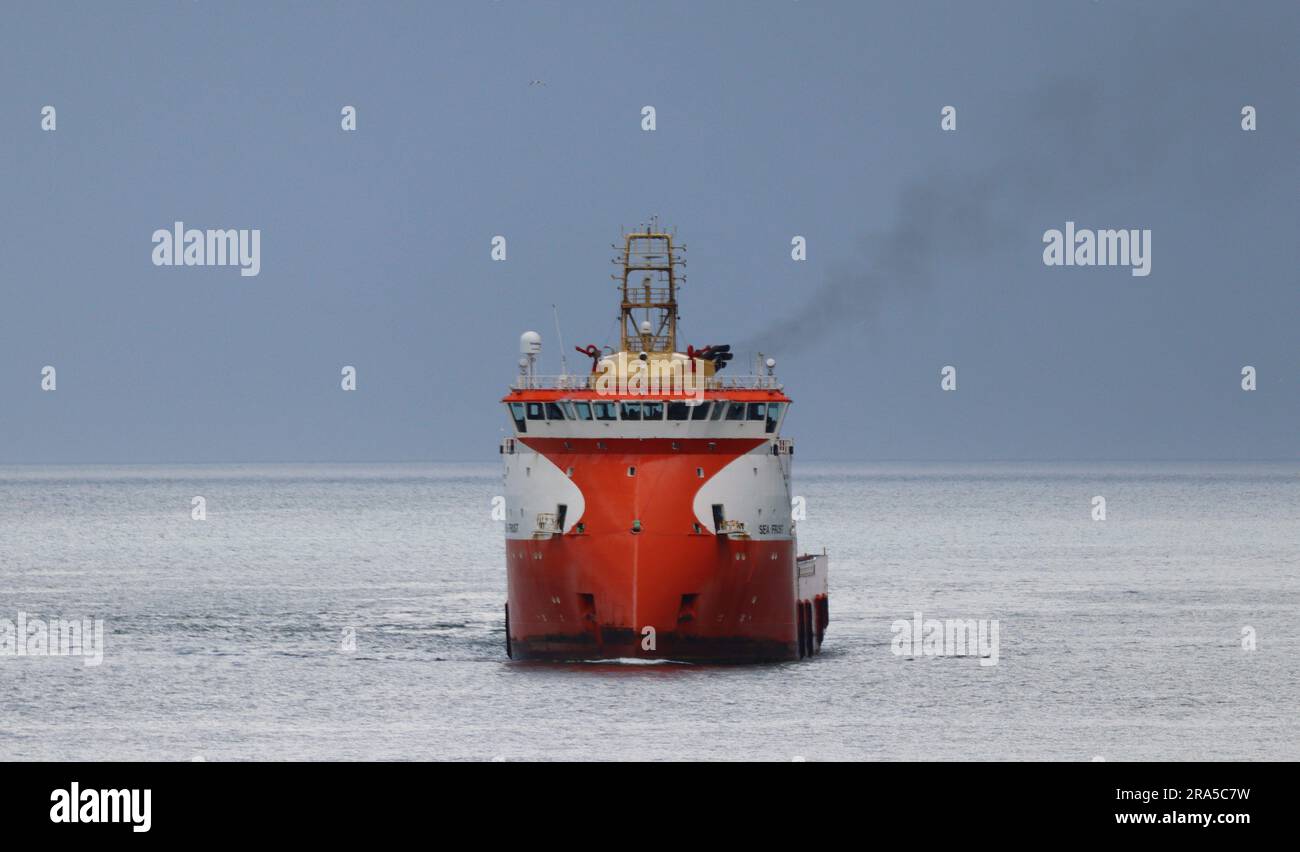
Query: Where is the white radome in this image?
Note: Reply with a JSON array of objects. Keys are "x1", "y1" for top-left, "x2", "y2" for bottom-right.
[{"x1": 519, "y1": 330, "x2": 542, "y2": 355}]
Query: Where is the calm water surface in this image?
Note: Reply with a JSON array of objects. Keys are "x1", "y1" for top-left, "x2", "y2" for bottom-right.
[{"x1": 1, "y1": 462, "x2": 1296, "y2": 761}]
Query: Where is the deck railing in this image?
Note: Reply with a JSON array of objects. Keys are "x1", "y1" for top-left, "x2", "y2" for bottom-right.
[{"x1": 509, "y1": 374, "x2": 783, "y2": 391}]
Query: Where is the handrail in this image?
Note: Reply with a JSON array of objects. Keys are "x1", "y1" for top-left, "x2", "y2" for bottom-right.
[{"x1": 509, "y1": 374, "x2": 784, "y2": 391}]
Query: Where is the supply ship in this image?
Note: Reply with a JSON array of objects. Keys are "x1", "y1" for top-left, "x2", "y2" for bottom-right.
[{"x1": 500, "y1": 223, "x2": 828, "y2": 662}]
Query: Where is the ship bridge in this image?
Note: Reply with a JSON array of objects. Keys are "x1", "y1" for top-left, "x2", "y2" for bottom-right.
[{"x1": 501, "y1": 386, "x2": 789, "y2": 440}]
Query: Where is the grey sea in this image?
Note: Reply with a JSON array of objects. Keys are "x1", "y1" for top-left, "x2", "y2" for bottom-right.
[{"x1": 1, "y1": 461, "x2": 1296, "y2": 761}]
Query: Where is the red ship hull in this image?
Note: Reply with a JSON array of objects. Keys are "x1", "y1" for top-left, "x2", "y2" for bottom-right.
[{"x1": 504, "y1": 438, "x2": 826, "y2": 662}]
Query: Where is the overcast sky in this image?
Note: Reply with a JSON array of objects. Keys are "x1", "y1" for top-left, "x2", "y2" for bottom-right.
[{"x1": 1, "y1": 1, "x2": 1295, "y2": 463}]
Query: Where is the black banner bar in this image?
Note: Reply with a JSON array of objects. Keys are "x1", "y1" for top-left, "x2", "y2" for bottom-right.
[{"x1": 3, "y1": 762, "x2": 1288, "y2": 838}]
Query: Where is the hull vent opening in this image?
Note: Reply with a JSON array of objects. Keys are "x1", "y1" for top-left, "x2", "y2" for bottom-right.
[{"x1": 677, "y1": 594, "x2": 699, "y2": 625}]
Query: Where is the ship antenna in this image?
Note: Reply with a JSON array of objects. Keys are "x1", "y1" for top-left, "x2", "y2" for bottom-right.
[{"x1": 552, "y1": 304, "x2": 569, "y2": 378}]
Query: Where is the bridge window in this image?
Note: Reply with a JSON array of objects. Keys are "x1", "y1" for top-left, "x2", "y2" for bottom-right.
[
  {"x1": 671, "y1": 401, "x2": 711, "y2": 420},
  {"x1": 642, "y1": 401, "x2": 664, "y2": 420},
  {"x1": 573, "y1": 401, "x2": 593, "y2": 420},
  {"x1": 546, "y1": 402, "x2": 566, "y2": 420},
  {"x1": 765, "y1": 402, "x2": 784, "y2": 433},
  {"x1": 747, "y1": 402, "x2": 767, "y2": 421},
  {"x1": 526, "y1": 402, "x2": 545, "y2": 420},
  {"x1": 592, "y1": 401, "x2": 618, "y2": 421},
  {"x1": 620, "y1": 401, "x2": 642, "y2": 420},
  {"x1": 710, "y1": 402, "x2": 727, "y2": 421},
  {"x1": 725, "y1": 402, "x2": 747, "y2": 421},
  {"x1": 508, "y1": 403, "x2": 526, "y2": 433}
]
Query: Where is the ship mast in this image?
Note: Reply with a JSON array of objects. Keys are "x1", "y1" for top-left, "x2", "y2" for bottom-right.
[{"x1": 614, "y1": 218, "x2": 684, "y2": 354}]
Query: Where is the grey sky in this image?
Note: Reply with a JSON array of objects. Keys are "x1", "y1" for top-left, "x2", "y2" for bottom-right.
[{"x1": 1, "y1": 1, "x2": 1295, "y2": 463}]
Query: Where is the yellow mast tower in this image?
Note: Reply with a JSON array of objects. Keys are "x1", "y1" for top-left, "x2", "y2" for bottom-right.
[{"x1": 615, "y1": 218, "x2": 684, "y2": 355}]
